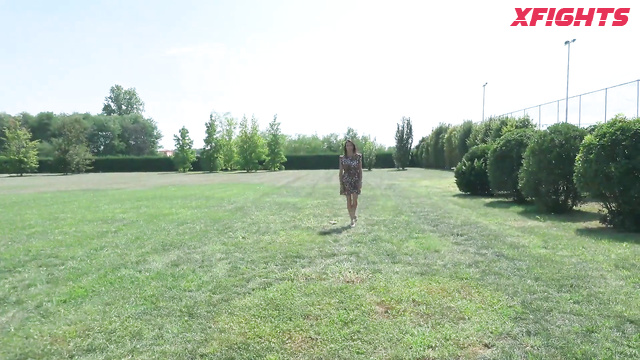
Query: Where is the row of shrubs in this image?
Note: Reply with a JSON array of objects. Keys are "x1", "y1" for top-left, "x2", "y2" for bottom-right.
[
  {"x1": 0, "y1": 152, "x2": 414, "y2": 174},
  {"x1": 452, "y1": 114, "x2": 639, "y2": 232}
]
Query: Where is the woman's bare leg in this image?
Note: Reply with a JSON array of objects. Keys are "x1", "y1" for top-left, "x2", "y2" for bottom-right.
[
  {"x1": 352, "y1": 194, "x2": 359, "y2": 221},
  {"x1": 345, "y1": 195, "x2": 354, "y2": 223}
]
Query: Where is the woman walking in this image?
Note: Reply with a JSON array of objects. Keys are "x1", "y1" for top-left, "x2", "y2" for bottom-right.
[{"x1": 339, "y1": 139, "x2": 363, "y2": 227}]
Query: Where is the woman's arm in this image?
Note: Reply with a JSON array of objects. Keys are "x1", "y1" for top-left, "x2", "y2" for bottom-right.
[{"x1": 358, "y1": 154, "x2": 363, "y2": 189}]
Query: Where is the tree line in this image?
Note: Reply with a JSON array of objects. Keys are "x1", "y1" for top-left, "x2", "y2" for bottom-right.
[
  {"x1": 170, "y1": 113, "x2": 398, "y2": 173},
  {"x1": 1, "y1": 83, "x2": 417, "y2": 174},
  {"x1": 0, "y1": 85, "x2": 161, "y2": 174}
]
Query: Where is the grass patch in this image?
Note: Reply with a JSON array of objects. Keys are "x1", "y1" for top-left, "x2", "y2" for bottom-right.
[{"x1": 1, "y1": 170, "x2": 638, "y2": 359}]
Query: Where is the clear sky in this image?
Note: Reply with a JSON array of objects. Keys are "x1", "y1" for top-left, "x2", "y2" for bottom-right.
[{"x1": 1, "y1": 0, "x2": 638, "y2": 149}]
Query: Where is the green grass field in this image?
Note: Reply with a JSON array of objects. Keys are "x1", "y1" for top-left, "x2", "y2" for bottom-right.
[{"x1": 1, "y1": 170, "x2": 639, "y2": 359}]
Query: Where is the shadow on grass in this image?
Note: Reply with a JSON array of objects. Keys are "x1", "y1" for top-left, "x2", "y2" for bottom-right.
[
  {"x1": 318, "y1": 225, "x2": 352, "y2": 236},
  {"x1": 452, "y1": 193, "x2": 494, "y2": 199},
  {"x1": 484, "y1": 200, "x2": 602, "y2": 223},
  {"x1": 1, "y1": 173, "x2": 64, "y2": 178},
  {"x1": 423, "y1": 168, "x2": 455, "y2": 173},
  {"x1": 575, "y1": 227, "x2": 640, "y2": 245},
  {"x1": 157, "y1": 171, "x2": 218, "y2": 175}
]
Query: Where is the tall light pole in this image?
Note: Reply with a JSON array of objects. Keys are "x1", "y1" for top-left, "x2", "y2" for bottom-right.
[
  {"x1": 564, "y1": 39, "x2": 576, "y2": 123},
  {"x1": 482, "y1": 82, "x2": 488, "y2": 121}
]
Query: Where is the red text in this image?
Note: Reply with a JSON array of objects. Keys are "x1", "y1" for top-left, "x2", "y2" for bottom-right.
[{"x1": 511, "y1": 8, "x2": 630, "y2": 26}]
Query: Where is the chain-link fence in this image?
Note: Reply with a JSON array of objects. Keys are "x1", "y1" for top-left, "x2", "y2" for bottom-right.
[{"x1": 498, "y1": 79, "x2": 640, "y2": 129}]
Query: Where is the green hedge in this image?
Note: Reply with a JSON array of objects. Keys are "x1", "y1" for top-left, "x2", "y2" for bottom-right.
[
  {"x1": 281, "y1": 152, "x2": 397, "y2": 170},
  {"x1": 1, "y1": 152, "x2": 405, "y2": 174},
  {"x1": 574, "y1": 115, "x2": 640, "y2": 231},
  {"x1": 0, "y1": 156, "x2": 7, "y2": 173},
  {"x1": 92, "y1": 156, "x2": 176, "y2": 172}
]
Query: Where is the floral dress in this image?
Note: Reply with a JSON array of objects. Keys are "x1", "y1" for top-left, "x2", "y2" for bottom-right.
[{"x1": 340, "y1": 153, "x2": 362, "y2": 195}]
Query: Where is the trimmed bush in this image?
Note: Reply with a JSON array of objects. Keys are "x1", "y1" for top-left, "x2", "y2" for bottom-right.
[
  {"x1": 454, "y1": 144, "x2": 493, "y2": 196},
  {"x1": 467, "y1": 115, "x2": 535, "y2": 148},
  {"x1": 414, "y1": 136, "x2": 430, "y2": 168},
  {"x1": 444, "y1": 125, "x2": 460, "y2": 169},
  {"x1": 467, "y1": 118, "x2": 495, "y2": 148},
  {"x1": 428, "y1": 123, "x2": 449, "y2": 169},
  {"x1": 492, "y1": 115, "x2": 535, "y2": 140},
  {"x1": 92, "y1": 156, "x2": 176, "y2": 172},
  {"x1": 574, "y1": 115, "x2": 640, "y2": 231},
  {"x1": 282, "y1": 152, "x2": 395, "y2": 170},
  {"x1": 487, "y1": 128, "x2": 536, "y2": 202},
  {"x1": 37, "y1": 158, "x2": 56, "y2": 173},
  {"x1": 3, "y1": 152, "x2": 401, "y2": 174},
  {"x1": 519, "y1": 123, "x2": 587, "y2": 213},
  {"x1": 456, "y1": 121, "x2": 474, "y2": 164},
  {"x1": 584, "y1": 124, "x2": 600, "y2": 135},
  {"x1": 0, "y1": 155, "x2": 7, "y2": 174}
]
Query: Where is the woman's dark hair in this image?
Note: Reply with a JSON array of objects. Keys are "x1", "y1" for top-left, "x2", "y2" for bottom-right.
[{"x1": 343, "y1": 139, "x2": 358, "y2": 156}]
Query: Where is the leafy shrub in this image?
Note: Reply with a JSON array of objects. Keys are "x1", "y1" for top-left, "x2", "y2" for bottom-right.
[
  {"x1": 493, "y1": 115, "x2": 535, "y2": 139},
  {"x1": 456, "y1": 120, "x2": 474, "y2": 162},
  {"x1": 467, "y1": 118, "x2": 496, "y2": 148},
  {"x1": 467, "y1": 116, "x2": 535, "y2": 149},
  {"x1": 444, "y1": 125, "x2": 460, "y2": 169},
  {"x1": 488, "y1": 128, "x2": 536, "y2": 202},
  {"x1": 584, "y1": 124, "x2": 600, "y2": 135},
  {"x1": 415, "y1": 136, "x2": 430, "y2": 168},
  {"x1": 362, "y1": 139, "x2": 377, "y2": 170},
  {"x1": 429, "y1": 123, "x2": 449, "y2": 169},
  {"x1": 574, "y1": 115, "x2": 640, "y2": 231},
  {"x1": 454, "y1": 144, "x2": 493, "y2": 195},
  {"x1": 519, "y1": 123, "x2": 587, "y2": 213}
]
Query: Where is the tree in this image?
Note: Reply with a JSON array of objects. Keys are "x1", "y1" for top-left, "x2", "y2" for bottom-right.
[
  {"x1": 25, "y1": 112, "x2": 58, "y2": 143},
  {"x1": 393, "y1": 116, "x2": 413, "y2": 169},
  {"x1": 321, "y1": 133, "x2": 342, "y2": 153},
  {"x1": 264, "y1": 114, "x2": 287, "y2": 171},
  {"x1": 235, "y1": 115, "x2": 266, "y2": 172},
  {"x1": 87, "y1": 115, "x2": 123, "y2": 156},
  {"x1": 444, "y1": 125, "x2": 459, "y2": 169},
  {"x1": 429, "y1": 123, "x2": 450, "y2": 169},
  {"x1": 284, "y1": 134, "x2": 326, "y2": 155},
  {"x1": 361, "y1": 135, "x2": 377, "y2": 171},
  {"x1": 1, "y1": 120, "x2": 40, "y2": 176},
  {"x1": 118, "y1": 114, "x2": 162, "y2": 156},
  {"x1": 201, "y1": 112, "x2": 222, "y2": 172},
  {"x1": 53, "y1": 115, "x2": 93, "y2": 174},
  {"x1": 414, "y1": 136, "x2": 429, "y2": 168},
  {"x1": 102, "y1": 84, "x2": 145, "y2": 116},
  {"x1": 0, "y1": 113, "x2": 15, "y2": 150},
  {"x1": 457, "y1": 120, "x2": 474, "y2": 160},
  {"x1": 173, "y1": 126, "x2": 196, "y2": 172},
  {"x1": 343, "y1": 127, "x2": 362, "y2": 150},
  {"x1": 219, "y1": 114, "x2": 237, "y2": 170}
]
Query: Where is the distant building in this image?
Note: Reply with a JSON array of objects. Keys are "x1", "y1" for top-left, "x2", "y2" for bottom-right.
[{"x1": 158, "y1": 149, "x2": 174, "y2": 157}]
